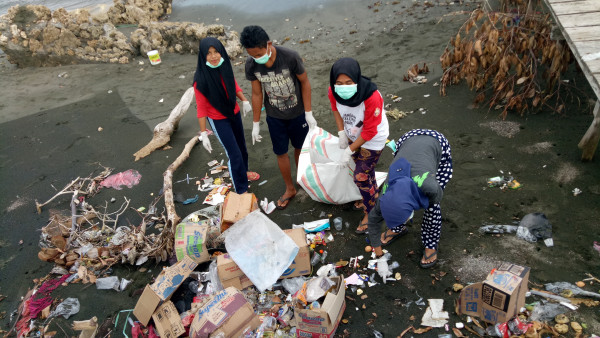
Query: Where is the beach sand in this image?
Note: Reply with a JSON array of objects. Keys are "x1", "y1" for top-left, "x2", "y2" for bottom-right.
[{"x1": 1, "y1": 0, "x2": 599, "y2": 335}]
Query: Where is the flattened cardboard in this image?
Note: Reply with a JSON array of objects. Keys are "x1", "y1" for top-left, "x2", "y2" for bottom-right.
[
  {"x1": 458, "y1": 262, "x2": 530, "y2": 324},
  {"x1": 152, "y1": 301, "x2": 185, "y2": 338},
  {"x1": 295, "y1": 276, "x2": 346, "y2": 338},
  {"x1": 175, "y1": 222, "x2": 210, "y2": 264},
  {"x1": 189, "y1": 287, "x2": 260, "y2": 338},
  {"x1": 220, "y1": 192, "x2": 258, "y2": 232},
  {"x1": 151, "y1": 255, "x2": 198, "y2": 301},
  {"x1": 133, "y1": 285, "x2": 162, "y2": 326},
  {"x1": 217, "y1": 229, "x2": 310, "y2": 288},
  {"x1": 281, "y1": 228, "x2": 311, "y2": 279}
]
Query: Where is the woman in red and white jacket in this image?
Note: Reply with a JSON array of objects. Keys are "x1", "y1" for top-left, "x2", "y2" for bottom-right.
[
  {"x1": 328, "y1": 57, "x2": 389, "y2": 233},
  {"x1": 194, "y1": 37, "x2": 259, "y2": 193}
]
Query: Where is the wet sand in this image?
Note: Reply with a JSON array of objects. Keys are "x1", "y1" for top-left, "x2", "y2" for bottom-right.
[{"x1": 1, "y1": 0, "x2": 600, "y2": 336}]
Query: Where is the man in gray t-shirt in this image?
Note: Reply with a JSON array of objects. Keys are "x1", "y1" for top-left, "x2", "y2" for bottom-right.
[{"x1": 240, "y1": 25, "x2": 318, "y2": 210}]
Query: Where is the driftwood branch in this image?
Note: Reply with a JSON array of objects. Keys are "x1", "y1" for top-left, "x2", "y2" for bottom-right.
[
  {"x1": 133, "y1": 87, "x2": 196, "y2": 161},
  {"x1": 578, "y1": 100, "x2": 600, "y2": 161},
  {"x1": 163, "y1": 135, "x2": 200, "y2": 231}
]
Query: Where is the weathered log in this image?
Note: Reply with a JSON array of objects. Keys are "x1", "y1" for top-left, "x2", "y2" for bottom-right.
[
  {"x1": 578, "y1": 100, "x2": 600, "y2": 161},
  {"x1": 163, "y1": 135, "x2": 199, "y2": 231},
  {"x1": 133, "y1": 87, "x2": 195, "y2": 161}
]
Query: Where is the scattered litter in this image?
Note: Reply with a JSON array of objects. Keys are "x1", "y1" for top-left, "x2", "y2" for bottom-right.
[
  {"x1": 58, "y1": 72, "x2": 68, "y2": 78},
  {"x1": 572, "y1": 188, "x2": 582, "y2": 196},
  {"x1": 50, "y1": 297, "x2": 80, "y2": 319},
  {"x1": 260, "y1": 197, "x2": 276, "y2": 214},
  {"x1": 159, "y1": 98, "x2": 164, "y2": 103},
  {"x1": 182, "y1": 195, "x2": 199, "y2": 205},
  {"x1": 419, "y1": 107, "x2": 427, "y2": 114},
  {"x1": 107, "y1": 90, "x2": 112, "y2": 94},
  {"x1": 258, "y1": 180, "x2": 268, "y2": 186},
  {"x1": 386, "y1": 108, "x2": 413, "y2": 120},
  {"x1": 301, "y1": 219, "x2": 330, "y2": 233},
  {"x1": 487, "y1": 175, "x2": 521, "y2": 190},
  {"x1": 178, "y1": 74, "x2": 185, "y2": 79},
  {"x1": 423, "y1": 94, "x2": 430, "y2": 97}
]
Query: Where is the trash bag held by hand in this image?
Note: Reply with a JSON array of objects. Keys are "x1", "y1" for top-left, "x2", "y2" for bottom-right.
[{"x1": 296, "y1": 127, "x2": 363, "y2": 204}]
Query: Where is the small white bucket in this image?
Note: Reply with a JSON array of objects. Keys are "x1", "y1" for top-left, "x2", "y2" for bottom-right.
[{"x1": 147, "y1": 50, "x2": 161, "y2": 65}]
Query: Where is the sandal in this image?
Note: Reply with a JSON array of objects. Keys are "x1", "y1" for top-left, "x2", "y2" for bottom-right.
[
  {"x1": 247, "y1": 171, "x2": 260, "y2": 181},
  {"x1": 381, "y1": 228, "x2": 408, "y2": 247},
  {"x1": 276, "y1": 194, "x2": 295, "y2": 210},
  {"x1": 355, "y1": 221, "x2": 369, "y2": 234},
  {"x1": 420, "y1": 249, "x2": 438, "y2": 269},
  {"x1": 352, "y1": 202, "x2": 366, "y2": 212}
]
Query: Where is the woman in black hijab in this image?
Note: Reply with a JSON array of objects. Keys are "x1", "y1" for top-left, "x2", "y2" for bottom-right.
[
  {"x1": 193, "y1": 37, "x2": 259, "y2": 193},
  {"x1": 327, "y1": 57, "x2": 390, "y2": 233}
]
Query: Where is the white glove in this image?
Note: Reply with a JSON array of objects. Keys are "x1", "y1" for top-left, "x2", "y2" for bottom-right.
[
  {"x1": 252, "y1": 121, "x2": 262, "y2": 145},
  {"x1": 377, "y1": 257, "x2": 392, "y2": 283},
  {"x1": 242, "y1": 101, "x2": 252, "y2": 118},
  {"x1": 305, "y1": 111, "x2": 318, "y2": 130},
  {"x1": 340, "y1": 146, "x2": 354, "y2": 164},
  {"x1": 200, "y1": 131, "x2": 212, "y2": 153},
  {"x1": 338, "y1": 130, "x2": 349, "y2": 149}
]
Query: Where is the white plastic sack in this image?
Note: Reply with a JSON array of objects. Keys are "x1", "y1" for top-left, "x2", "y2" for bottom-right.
[
  {"x1": 297, "y1": 128, "x2": 362, "y2": 204},
  {"x1": 224, "y1": 210, "x2": 299, "y2": 292}
]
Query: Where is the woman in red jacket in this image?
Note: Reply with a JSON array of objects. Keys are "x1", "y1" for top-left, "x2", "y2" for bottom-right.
[{"x1": 193, "y1": 37, "x2": 259, "y2": 193}]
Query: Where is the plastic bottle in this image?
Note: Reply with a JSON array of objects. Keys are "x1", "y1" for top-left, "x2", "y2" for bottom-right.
[
  {"x1": 389, "y1": 261, "x2": 399, "y2": 270},
  {"x1": 320, "y1": 250, "x2": 328, "y2": 264},
  {"x1": 310, "y1": 252, "x2": 321, "y2": 266},
  {"x1": 333, "y1": 217, "x2": 343, "y2": 231}
]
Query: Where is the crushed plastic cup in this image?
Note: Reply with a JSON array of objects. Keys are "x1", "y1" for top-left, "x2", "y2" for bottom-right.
[
  {"x1": 333, "y1": 217, "x2": 343, "y2": 231},
  {"x1": 147, "y1": 50, "x2": 161, "y2": 65}
]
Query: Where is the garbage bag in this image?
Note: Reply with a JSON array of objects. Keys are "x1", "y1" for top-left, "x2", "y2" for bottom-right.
[
  {"x1": 296, "y1": 127, "x2": 362, "y2": 204},
  {"x1": 225, "y1": 210, "x2": 299, "y2": 292},
  {"x1": 516, "y1": 213, "x2": 552, "y2": 242},
  {"x1": 50, "y1": 297, "x2": 80, "y2": 319},
  {"x1": 282, "y1": 276, "x2": 307, "y2": 294}
]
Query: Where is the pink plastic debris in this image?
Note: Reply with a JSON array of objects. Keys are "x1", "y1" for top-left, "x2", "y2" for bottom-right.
[{"x1": 100, "y1": 169, "x2": 142, "y2": 190}]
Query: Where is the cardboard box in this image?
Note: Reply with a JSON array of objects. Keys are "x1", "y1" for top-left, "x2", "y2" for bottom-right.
[
  {"x1": 295, "y1": 276, "x2": 346, "y2": 338},
  {"x1": 189, "y1": 287, "x2": 260, "y2": 338},
  {"x1": 458, "y1": 262, "x2": 530, "y2": 324},
  {"x1": 217, "y1": 228, "x2": 310, "y2": 288},
  {"x1": 175, "y1": 221, "x2": 210, "y2": 264},
  {"x1": 152, "y1": 301, "x2": 185, "y2": 338},
  {"x1": 133, "y1": 256, "x2": 198, "y2": 326},
  {"x1": 220, "y1": 192, "x2": 258, "y2": 232}
]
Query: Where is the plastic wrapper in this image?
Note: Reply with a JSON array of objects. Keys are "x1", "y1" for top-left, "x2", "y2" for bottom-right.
[
  {"x1": 96, "y1": 276, "x2": 120, "y2": 290},
  {"x1": 208, "y1": 260, "x2": 224, "y2": 292},
  {"x1": 225, "y1": 210, "x2": 299, "y2": 291},
  {"x1": 50, "y1": 297, "x2": 80, "y2": 319},
  {"x1": 100, "y1": 169, "x2": 142, "y2": 190}
]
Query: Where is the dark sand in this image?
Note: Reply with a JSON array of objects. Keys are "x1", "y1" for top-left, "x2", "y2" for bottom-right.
[{"x1": 1, "y1": 0, "x2": 599, "y2": 336}]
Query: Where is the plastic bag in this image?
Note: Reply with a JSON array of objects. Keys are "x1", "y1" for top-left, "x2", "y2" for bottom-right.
[
  {"x1": 305, "y1": 276, "x2": 336, "y2": 303},
  {"x1": 282, "y1": 276, "x2": 306, "y2": 294},
  {"x1": 296, "y1": 128, "x2": 363, "y2": 204},
  {"x1": 96, "y1": 276, "x2": 120, "y2": 290},
  {"x1": 208, "y1": 260, "x2": 224, "y2": 292},
  {"x1": 225, "y1": 210, "x2": 299, "y2": 292},
  {"x1": 516, "y1": 213, "x2": 552, "y2": 242},
  {"x1": 50, "y1": 297, "x2": 80, "y2": 319},
  {"x1": 100, "y1": 169, "x2": 142, "y2": 190}
]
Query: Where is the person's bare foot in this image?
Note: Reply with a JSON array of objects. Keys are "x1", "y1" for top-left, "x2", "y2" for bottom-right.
[{"x1": 276, "y1": 189, "x2": 296, "y2": 210}]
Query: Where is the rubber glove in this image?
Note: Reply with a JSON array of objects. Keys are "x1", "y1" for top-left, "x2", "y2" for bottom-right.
[
  {"x1": 200, "y1": 131, "x2": 212, "y2": 153},
  {"x1": 305, "y1": 111, "x2": 318, "y2": 129},
  {"x1": 252, "y1": 121, "x2": 262, "y2": 145},
  {"x1": 242, "y1": 101, "x2": 252, "y2": 118},
  {"x1": 340, "y1": 146, "x2": 354, "y2": 163},
  {"x1": 338, "y1": 130, "x2": 349, "y2": 149}
]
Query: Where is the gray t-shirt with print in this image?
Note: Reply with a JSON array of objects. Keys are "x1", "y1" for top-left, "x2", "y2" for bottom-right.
[{"x1": 245, "y1": 46, "x2": 306, "y2": 120}]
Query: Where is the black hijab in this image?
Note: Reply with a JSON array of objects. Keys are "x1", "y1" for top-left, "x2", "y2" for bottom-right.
[
  {"x1": 329, "y1": 57, "x2": 377, "y2": 107},
  {"x1": 193, "y1": 37, "x2": 237, "y2": 120}
]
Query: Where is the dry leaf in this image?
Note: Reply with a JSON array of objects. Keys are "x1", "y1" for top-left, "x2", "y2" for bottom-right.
[
  {"x1": 453, "y1": 328, "x2": 466, "y2": 337},
  {"x1": 516, "y1": 76, "x2": 528, "y2": 85},
  {"x1": 413, "y1": 327, "x2": 433, "y2": 334}
]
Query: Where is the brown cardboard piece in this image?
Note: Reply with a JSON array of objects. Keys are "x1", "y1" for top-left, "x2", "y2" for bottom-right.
[
  {"x1": 189, "y1": 287, "x2": 260, "y2": 338},
  {"x1": 175, "y1": 221, "x2": 210, "y2": 264},
  {"x1": 458, "y1": 262, "x2": 530, "y2": 324},
  {"x1": 217, "y1": 228, "x2": 310, "y2": 288},
  {"x1": 133, "y1": 256, "x2": 198, "y2": 326},
  {"x1": 294, "y1": 275, "x2": 346, "y2": 338},
  {"x1": 152, "y1": 301, "x2": 185, "y2": 338},
  {"x1": 219, "y1": 192, "x2": 258, "y2": 232}
]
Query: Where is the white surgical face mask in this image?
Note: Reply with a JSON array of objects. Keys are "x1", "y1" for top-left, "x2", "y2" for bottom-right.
[
  {"x1": 253, "y1": 47, "x2": 271, "y2": 64},
  {"x1": 206, "y1": 57, "x2": 224, "y2": 68}
]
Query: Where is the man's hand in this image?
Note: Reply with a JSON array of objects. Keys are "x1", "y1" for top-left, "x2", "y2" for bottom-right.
[
  {"x1": 252, "y1": 121, "x2": 262, "y2": 145},
  {"x1": 305, "y1": 111, "x2": 318, "y2": 129}
]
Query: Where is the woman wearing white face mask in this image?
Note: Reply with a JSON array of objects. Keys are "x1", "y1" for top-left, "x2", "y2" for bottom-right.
[
  {"x1": 193, "y1": 37, "x2": 260, "y2": 194},
  {"x1": 328, "y1": 57, "x2": 389, "y2": 234}
]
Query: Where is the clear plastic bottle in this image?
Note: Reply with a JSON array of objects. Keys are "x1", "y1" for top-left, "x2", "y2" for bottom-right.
[
  {"x1": 310, "y1": 252, "x2": 321, "y2": 266},
  {"x1": 389, "y1": 261, "x2": 399, "y2": 270},
  {"x1": 320, "y1": 250, "x2": 328, "y2": 264},
  {"x1": 333, "y1": 217, "x2": 343, "y2": 231}
]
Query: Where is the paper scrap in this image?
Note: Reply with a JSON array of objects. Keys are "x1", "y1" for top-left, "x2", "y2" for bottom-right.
[{"x1": 421, "y1": 299, "x2": 449, "y2": 327}]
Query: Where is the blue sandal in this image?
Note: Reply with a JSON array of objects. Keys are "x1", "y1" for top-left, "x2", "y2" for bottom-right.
[{"x1": 381, "y1": 228, "x2": 408, "y2": 247}]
